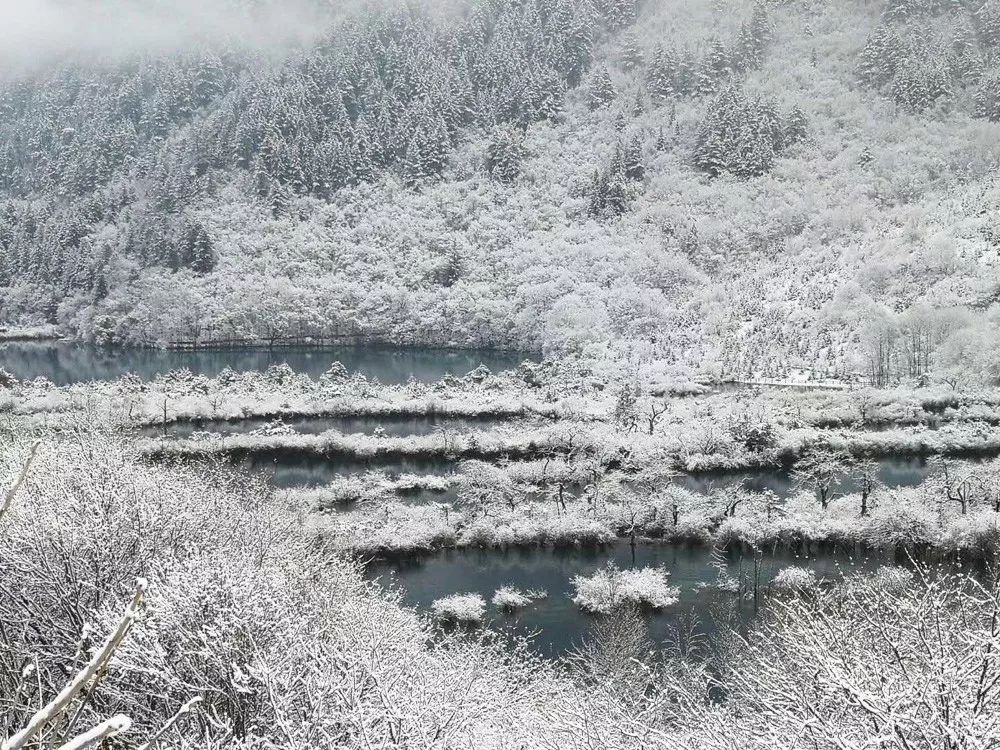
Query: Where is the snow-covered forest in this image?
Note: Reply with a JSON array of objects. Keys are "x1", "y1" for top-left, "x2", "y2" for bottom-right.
[
  {"x1": 5, "y1": 0, "x2": 1000, "y2": 748},
  {"x1": 3, "y1": 0, "x2": 1000, "y2": 383}
]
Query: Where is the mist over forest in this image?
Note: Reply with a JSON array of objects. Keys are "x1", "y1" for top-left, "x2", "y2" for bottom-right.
[{"x1": 2, "y1": 0, "x2": 998, "y2": 384}]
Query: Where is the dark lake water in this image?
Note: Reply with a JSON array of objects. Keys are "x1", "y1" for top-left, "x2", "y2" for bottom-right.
[
  {"x1": 241, "y1": 452, "x2": 459, "y2": 488},
  {"x1": 0, "y1": 341, "x2": 534, "y2": 386},
  {"x1": 140, "y1": 413, "x2": 512, "y2": 439},
  {"x1": 367, "y1": 543, "x2": 894, "y2": 656},
  {"x1": 246, "y1": 450, "x2": 944, "y2": 493},
  {"x1": 676, "y1": 454, "x2": 957, "y2": 498}
]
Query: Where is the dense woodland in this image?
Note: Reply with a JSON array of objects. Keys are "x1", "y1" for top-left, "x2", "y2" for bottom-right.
[{"x1": 3, "y1": 0, "x2": 1000, "y2": 385}]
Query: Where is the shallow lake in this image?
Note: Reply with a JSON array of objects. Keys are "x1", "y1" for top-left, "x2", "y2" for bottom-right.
[
  {"x1": 246, "y1": 450, "x2": 954, "y2": 494},
  {"x1": 240, "y1": 452, "x2": 459, "y2": 488},
  {"x1": 0, "y1": 341, "x2": 534, "y2": 386},
  {"x1": 366, "y1": 543, "x2": 895, "y2": 657},
  {"x1": 140, "y1": 413, "x2": 515, "y2": 439},
  {"x1": 677, "y1": 455, "x2": 950, "y2": 498}
]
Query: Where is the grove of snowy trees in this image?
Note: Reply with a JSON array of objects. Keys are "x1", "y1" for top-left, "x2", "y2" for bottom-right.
[{"x1": 2, "y1": 0, "x2": 1000, "y2": 388}]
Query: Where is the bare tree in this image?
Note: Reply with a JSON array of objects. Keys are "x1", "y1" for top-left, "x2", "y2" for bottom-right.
[
  {"x1": 853, "y1": 457, "x2": 882, "y2": 517},
  {"x1": 645, "y1": 400, "x2": 669, "y2": 435},
  {"x1": 932, "y1": 457, "x2": 981, "y2": 516}
]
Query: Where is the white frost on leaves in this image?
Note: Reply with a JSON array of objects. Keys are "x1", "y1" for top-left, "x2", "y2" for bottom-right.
[
  {"x1": 430, "y1": 593, "x2": 487, "y2": 623},
  {"x1": 571, "y1": 564, "x2": 679, "y2": 614}
]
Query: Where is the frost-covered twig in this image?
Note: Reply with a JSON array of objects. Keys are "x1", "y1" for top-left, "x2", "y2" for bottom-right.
[
  {"x1": 137, "y1": 696, "x2": 203, "y2": 750},
  {"x1": 55, "y1": 715, "x2": 131, "y2": 750},
  {"x1": 0, "y1": 440, "x2": 40, "y2": 525},
  {"x1": 2, "y1": 578, "x2": 147, "y2": 750}
]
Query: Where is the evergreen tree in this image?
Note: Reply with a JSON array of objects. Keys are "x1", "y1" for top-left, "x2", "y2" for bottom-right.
[
  {"x1": 188, "y1": 225, "x2": 215, "y2": 275},
  {"x1": 646, "y1": 45, "x2": 678, "y2": 100},
  {"x1": 485, "y1": 126, "x2": 528, "y2": 183},
  {"x1": 706, "y1": 37, "x2": 731, "y2": 81},
  {"x1": 620, "y1": 32, "x2": 644, "y2": 70},
  {"x1": 891, "y1": 61, "x2": 952, "y2": 110},
  {"x1": 586, "y1": 66, "x2": 617, "y2": 109},
  {"x1": 858, "y1": 24, "x2": 905, "y2": 86},
  {"x1": 974, "y1": 70, "x2": 1000, "y2": 120},
  {"x1": 978, "y1": 0, "x2": 1000, "y2": 52},
  {"x1": 694, "y1": 85, "x2": 780, "y2": 179},
  {"x1": 783, "y1": 106, "x2": 809, "y2": 147}
]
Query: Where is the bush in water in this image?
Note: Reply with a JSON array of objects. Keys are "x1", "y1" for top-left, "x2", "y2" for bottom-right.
[
  {"x1": 571, "y1": 564, "x2": 679, "y2": 614},
  {"x1": 431, "y1": 593, "x2": 487, "y2": 623},
  {"x1": 491, "y1": 587, "x2": 547, "y2": 611},
  {"x1": 771, "y1": 566, "x2": 818, "y2": 592}
]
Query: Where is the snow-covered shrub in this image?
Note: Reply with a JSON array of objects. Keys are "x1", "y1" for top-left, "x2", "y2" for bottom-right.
[
  {"x1": 431, "y1": 593, "x2": 487, "y2": 623},
  {"x1": 771, "y1": 566, "x2": 817, "y2": 592},
  {"x1": 572, "y1": 565, "x2": 679, "y2": 614},
  {"x1": 491, "y1": 587, "x2": 546, "y2": 611},
  {"x1": 869, "y1": 566, "x2": 914, "y2": 593}
]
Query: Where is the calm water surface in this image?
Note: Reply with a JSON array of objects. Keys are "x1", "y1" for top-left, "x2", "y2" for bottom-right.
[
  {"x1": 677, "y1": 455, "x2": 958, "y2": 498},
  {"x1": 241, "y1": 452, "x2": 460, "y2": 488},
  {"x1": 246, "y1": 451, "x2": 948, "y2": 492},
  {"x1": 367, "y1": 543, "x2": 894, "y2": 656},
  {"x1": 0, "y1": 341, "x2": 534, "y2": 385},
  {"x1": 140, "y1": 413, "x2": 514, "y2": 439}
]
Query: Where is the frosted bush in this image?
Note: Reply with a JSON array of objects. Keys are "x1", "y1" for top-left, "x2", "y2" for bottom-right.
[
  {"x1": 771, "y1": 566, "x2": 818, "y2": 592},
  {"x1": 572, "y1": 565, "x2": 679, "y2": 614},
  {"x1": 431, "y1": 593, "x2": 487, "y2": 623},
  {"x1": 871, "y1": 566, "x2": 914, "y2": 593},
  {"x1": 492, "y1": 587, "x2": 547, "y2": 611}
]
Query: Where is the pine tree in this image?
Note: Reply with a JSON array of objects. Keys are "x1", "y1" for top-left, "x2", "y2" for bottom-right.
[
  {"x1": 400, "y1": 137, "x2": 427, "y2": 186},
  {"x1": 617, "y1": 135, "x2": 644, "y2": 181},
  {"x1": 184, "y1": 223, "x2": 215, "y2": 274},
  {"x1": 620, "y1": 32, "x2": 644, "y2": 71},
  {"x1": 193, "y1": 53, "x2": 225, "y2": 109},
  {"x1": 706, "y1": 37, "x2": 731, "y2": 81},
  {"x1": 586, "y1": 66, "x2": 617, "y2": 109},
  {"x1": 979, "y1": 0, "x2": 1000, "y2": 52},
  {"x1": 858, "y1": 24, "x2": 905, "y2": 86},
  {"x1": 974, "y1": 70, "x2": 1000, "y2": 120},
  {"x1": 486, "y1": 126, "x2": 528, "y2": 183},
  {"x1": 783, "y1": 106, "x2": 809, "y2": 147},
  {"x1": 646, "y1": 45, "x2": 678, "y2": 100},
  {"x1": 891, "y1": 62, "x2": 952, "y2": 110},
  {"x1": 588, "y1": 168, "x2": 630, "y2": 217},
  {"x1": 694, "y1": 85, "x2": 779, "y2": 179}
]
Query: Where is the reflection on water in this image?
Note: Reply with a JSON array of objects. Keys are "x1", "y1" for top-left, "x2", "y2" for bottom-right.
[
  {"x1": 140, "y1": 413, "x2": 503, "y2": 439},
  {"x1": 0, "y1": 341, "x2": 534, "y2": 386},
  {"x1": 367, "y1": 543, "x2": 893, "y2": 656},
  {"x1": 244, "y1": 450, "x2": 955, "y2": 494},
  {"x1": 241, "y1": 452, "x2": 459, "y2": 488},
  {"x1": 677, "y1": 455, "x2": 957, "y2": 498}
]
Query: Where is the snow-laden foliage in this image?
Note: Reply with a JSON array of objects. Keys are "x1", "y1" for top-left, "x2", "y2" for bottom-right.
[
  {"x1": 5, "y1": 427, "x2": 1000, "y2": 748},
  {"x1": 430, "y1": 593, "x2": 488, "y2": 624},
  {"x1": 492, "y1": 587, "x2": 547, "y2": 611},
  {"x1": 3, "y1": 0, "x2": 1000, "y2": 387},
  {"x1": 771, "y1": 566, "x2": 818, "y2": 592},
  {"x1": 571, "y1": 564, "x2": 679, "y2": 613},
  {"x1": 677, "y1": 569, "x2": 1000, "y2": 748}
]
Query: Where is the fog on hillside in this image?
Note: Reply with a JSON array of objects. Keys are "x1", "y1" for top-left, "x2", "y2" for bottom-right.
[{"x1": 0, "y1": 0, "x2": 350, "y2": 71}]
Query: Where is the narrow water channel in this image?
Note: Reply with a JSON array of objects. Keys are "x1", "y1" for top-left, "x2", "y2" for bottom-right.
[
  {"x1": 138, "y1": 413, "x2": 515, "y2": 439},
  {"x1": 244, "y1": 450, "x2": 953, "y2": 493}
]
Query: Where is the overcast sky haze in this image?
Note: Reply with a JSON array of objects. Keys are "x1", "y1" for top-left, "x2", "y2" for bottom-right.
[{"x1": 0, "y1": 0, "x2": 341, "y2": 71}]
